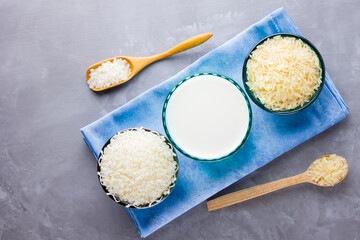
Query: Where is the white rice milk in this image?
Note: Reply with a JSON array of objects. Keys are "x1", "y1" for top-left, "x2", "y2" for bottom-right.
[{"x1": 165, "y1": 74, "x2": 250, "y2": 160}]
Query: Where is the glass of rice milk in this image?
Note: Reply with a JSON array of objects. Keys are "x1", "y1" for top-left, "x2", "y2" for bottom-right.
[{"x1": 162, "y1": 73, "x2": 252, "y2": 161}]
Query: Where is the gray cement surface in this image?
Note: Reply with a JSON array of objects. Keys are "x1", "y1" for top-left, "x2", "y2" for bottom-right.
[{"x1": 0, "y1": 0, "x2": 359, "y2": 239}]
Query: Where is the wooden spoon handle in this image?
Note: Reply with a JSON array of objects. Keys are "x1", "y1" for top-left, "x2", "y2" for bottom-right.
[
  {"x1": 153, "y1": 32, "x2": 213, "y2": 60},
  {"x1": 207, "y1": 172, "x2": 309, "y2": 211}
]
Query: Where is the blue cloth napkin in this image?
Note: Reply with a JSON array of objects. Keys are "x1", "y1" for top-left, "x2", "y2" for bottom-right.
[{"x1": 81, "y1": 8, "x2": 348, "y2": 238}]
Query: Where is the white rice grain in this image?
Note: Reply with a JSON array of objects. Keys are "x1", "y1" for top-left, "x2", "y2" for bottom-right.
[{"x1": 88, "y1": 58, "x2": 131, "y2": 89}]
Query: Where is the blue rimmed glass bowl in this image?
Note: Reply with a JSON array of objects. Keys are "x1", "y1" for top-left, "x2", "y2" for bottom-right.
[
  {"x1": 242, "y1": 33, "x2": 326, "y2": 115},
  {"x1": 162, "y1": 72, "x2": 252, "y2": 162}
]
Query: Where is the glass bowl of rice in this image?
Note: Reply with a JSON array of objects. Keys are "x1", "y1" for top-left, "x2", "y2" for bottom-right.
[
  {"x1": 242, "y1": 33, "x2": 325, "y2": 115},
  {"x1": 97, "y1": 127, "x2": 179, "y2": 209}
]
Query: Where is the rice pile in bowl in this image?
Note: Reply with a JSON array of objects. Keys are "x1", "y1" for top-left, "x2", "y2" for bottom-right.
[
  {"x1": 245, "y1": 35, "x2": 323, "y2": 112},
  {"x1": 98, "y1": 128, "x2": 178, "y2": 208}
]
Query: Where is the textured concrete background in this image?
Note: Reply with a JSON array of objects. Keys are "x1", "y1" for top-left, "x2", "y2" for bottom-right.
[{"x1": 0, "y1": 0, "x2": 359, "y2": 239}]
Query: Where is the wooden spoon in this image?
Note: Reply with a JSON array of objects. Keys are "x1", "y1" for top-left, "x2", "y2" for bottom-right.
[
  {"x1": 86, "y1": 32, "x2": 213, "y2": 91},
  {"x1": 207, "y1": 155, "x2": 348, "y2": 211}
]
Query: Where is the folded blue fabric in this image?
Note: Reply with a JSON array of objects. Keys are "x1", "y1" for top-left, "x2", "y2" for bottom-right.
[{"x1": 81, "y1": 8, "x2": 348, "y2": 238}]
